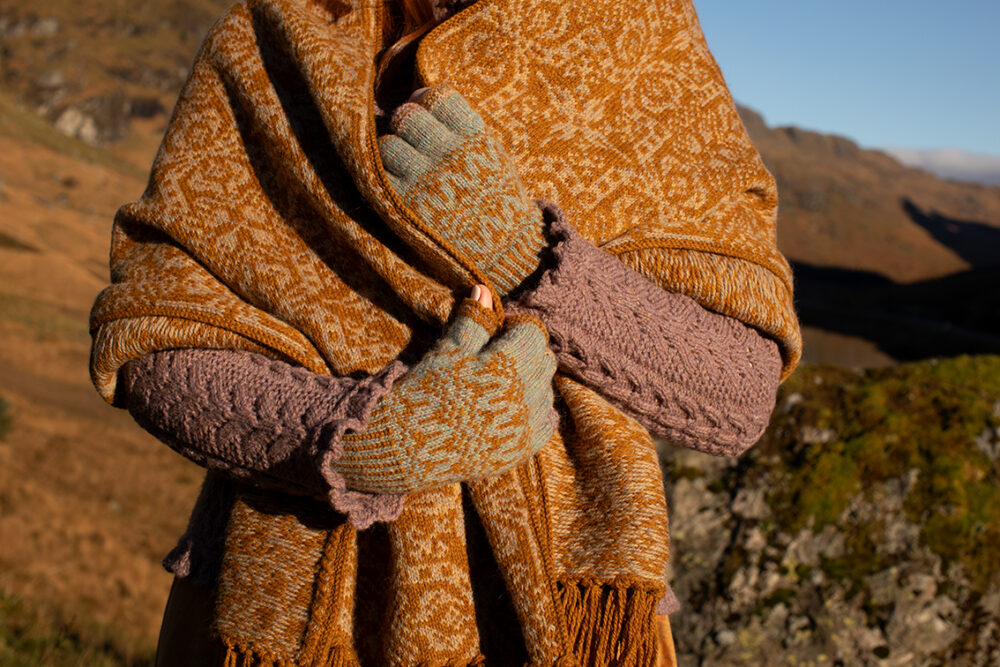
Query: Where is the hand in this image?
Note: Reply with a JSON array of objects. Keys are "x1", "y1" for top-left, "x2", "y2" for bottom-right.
[
  {"x1": 378, "y1": 84, "x2": 548, "y2": 297},
  {"x1": 335, "y1": 284, "x2": 557, "y2": 494}
]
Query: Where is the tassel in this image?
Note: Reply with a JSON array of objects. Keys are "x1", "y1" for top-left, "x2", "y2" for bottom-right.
[
  {"x1": 558, "y1": 581, "x2": 660, "y2": 667},
  {"x1": 219, "y1": 639, "x2": 298, "y2": 667}
]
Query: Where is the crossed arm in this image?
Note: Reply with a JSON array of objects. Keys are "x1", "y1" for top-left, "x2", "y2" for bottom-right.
[{"x1": 119, "y1": 85, "x2": 782, "y2": 526}]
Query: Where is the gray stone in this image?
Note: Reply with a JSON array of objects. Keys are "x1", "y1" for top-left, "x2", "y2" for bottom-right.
[
  {"x1": 54, "y1": 108, "x2": 99, "y2": 144},
  {"x1": 974, "y1": 426, "x2": 999, "y2": 461},
  {"x1": 732, "y1": 486, "x2": 770, "y2": 520},
  {"x1": 715, "y1": 629, "x2": 736, "y2": 647},
  {"x1": 31, "y1": 17, "x2": 60, "y2": 36},
  {"x1": 800, "y1": 425, "x2": 837, "y2": 444}
]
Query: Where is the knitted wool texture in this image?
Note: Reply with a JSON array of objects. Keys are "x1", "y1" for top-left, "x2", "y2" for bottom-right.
[
  {"x1": 338, "y1": 302, "x2": 557, "y2": 494},
  {"x1": 379, "y1": 85, "x2": 548, "y2": 295},
  {"x1": 88, "y1": 0, "x2": 800, "y2": 664},
  {"x1": 120, "y1": 301, "x2": 556, "y2": 530},
  {"x1": 121, "y1": 348, "x2": 408, "y2": 531},
  {"x1": 416, "y1": 0, "x2": 801, "y2": 377},
  {"x1": 509, "y1": 201, "x2": 782, "y2": 457}
]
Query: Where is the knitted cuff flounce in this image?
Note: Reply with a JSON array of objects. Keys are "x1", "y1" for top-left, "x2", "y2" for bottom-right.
[{"x1": 317, "y1": 360, "x2": 410, "y2": 529}]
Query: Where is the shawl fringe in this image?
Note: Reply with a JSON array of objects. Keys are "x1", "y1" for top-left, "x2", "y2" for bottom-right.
[
  {"x1": 558, "y1": 581, "x2": 660, "y2": 667},
  {"x1": 220, "y1": 640, "x2": 488, "y2": 667},
  {"x1": 220, "y1": 640, "x2": 360, "y2": 667}
]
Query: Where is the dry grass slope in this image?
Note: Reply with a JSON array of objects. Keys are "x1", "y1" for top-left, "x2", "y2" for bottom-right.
[{"x1": 0, "y1": 73, "x2": 202, "y2": 664}]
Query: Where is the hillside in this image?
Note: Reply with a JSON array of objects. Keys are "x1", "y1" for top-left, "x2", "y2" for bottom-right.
[
  {"x1": 0, "y1": 0, "x2": 230, "y2": 147},
  {"x1": 740, "y1": 107, "x2": 1000, "y2": 284},
  {"x1": 738, "y1": 108, "x2": 1000, "y2": 366},
  {"x1": 0, "y1": 91, "x2": 202, "y2": 663},
  {"x1": 0, "y1": 1, "x2": 999, "y2": 665}
]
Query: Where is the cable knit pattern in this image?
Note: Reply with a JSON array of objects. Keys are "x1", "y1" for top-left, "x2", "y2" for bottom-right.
[
  {"x1": 121, "y1": 348, "x2": 409, "y2": 528},
  {"x1": 120, "y1": 299, "x2": 556, "y2": 526},
  {"x1": 509, "y1": 200, "x2": 782, "y2": 456}
]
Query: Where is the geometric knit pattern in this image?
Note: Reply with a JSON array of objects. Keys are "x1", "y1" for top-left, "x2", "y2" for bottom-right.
[
  {"x1": 379, "y1": 83, "x2": 548, "y2": 296},
  {"x1": 416, "y1": 0, "x2": 802, "y2": 377},
  {"x1": 508, "y1": 200, "x2": 783, "y2": 456},
  {"x1": 86, "y1": 0, "x2": 801, "y2": 663},
  {"x1": 338, "y1": 299, "x2": 557, "y2": 494},
  {"x1": 119, "y1": 302, "x2": 557, "y2": 525},
  {"x1": 380, "y1": 484, "x2": 482, "y2": 665}
]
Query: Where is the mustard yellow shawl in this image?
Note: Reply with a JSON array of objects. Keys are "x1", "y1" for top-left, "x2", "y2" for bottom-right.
[{"x1": 89, "y1": 0, "x2": 800, "y2": 664}]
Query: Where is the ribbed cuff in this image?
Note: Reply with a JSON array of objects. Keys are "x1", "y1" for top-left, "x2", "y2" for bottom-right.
[
  {"x1": 483, "y1": 204, "x2": 548, "y2": 296},
  {"x1": 316, "y1": 360, "x2": 410, "y2": 529}
]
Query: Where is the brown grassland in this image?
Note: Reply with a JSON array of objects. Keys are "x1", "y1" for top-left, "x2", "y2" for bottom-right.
[{"x1": 0, "y1": 91, "x2": 202, "y2": 664}]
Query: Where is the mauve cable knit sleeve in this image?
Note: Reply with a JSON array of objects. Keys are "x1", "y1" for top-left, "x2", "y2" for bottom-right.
[
  {"x1": 119, "y1": 349, "x2": 409, "y2": 528},
  {"x1": 507, "y1": 200, "x2": 783, "y2": 456}
]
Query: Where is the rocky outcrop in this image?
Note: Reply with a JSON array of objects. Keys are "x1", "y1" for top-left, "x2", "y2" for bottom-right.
[
  {"x1": 660, "y1": 357, "x2": 1000, "y2": 666},
  {"x1": 0, "y1": 4, "x2": 226, "y2": 145}
]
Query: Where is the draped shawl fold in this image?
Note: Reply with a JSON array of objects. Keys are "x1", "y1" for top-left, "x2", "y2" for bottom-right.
[{"x1": 89, "y1": 0, "x2": 800, "y2": 664}]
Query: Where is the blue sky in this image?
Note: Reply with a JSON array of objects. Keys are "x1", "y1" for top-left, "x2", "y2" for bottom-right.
[{"x1": 694, "y1": 1, "x2": 1000, "y2": 156}]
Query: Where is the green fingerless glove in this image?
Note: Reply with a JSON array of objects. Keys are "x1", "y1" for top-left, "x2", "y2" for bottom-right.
[
  {"x1": 379, "y1": 83, "x2": 548, "y2": 296},
  {"x1": 335, "y1": 299, "x2": 558, "y2": 494}
]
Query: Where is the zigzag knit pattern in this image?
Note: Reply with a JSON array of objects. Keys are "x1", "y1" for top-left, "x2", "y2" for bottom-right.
[
  {"x1": 508, "y1": 201, "x2": 783, "y2": 456},
  {"x1": 379, "y1": 83, "x2": 548, "y2": 296},
  {"x1": 338, "y1": 299, "x2": 557, "y2": 494}
]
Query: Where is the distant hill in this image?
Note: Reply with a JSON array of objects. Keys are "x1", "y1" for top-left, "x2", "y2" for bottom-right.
[
  {"x1": 739, "y1": 108, "x2": 1000, "y2": 365},
  {"x1": 739, "y1": 108, "x2": 1000, "y2": 283}
]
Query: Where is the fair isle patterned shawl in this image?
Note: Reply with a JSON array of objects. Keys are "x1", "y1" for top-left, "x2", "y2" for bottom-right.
[{"x1": 89, "y1": 0, "x2": 800, "y2": 664}]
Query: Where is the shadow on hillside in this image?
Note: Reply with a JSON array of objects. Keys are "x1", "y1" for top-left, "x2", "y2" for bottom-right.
[
  {"x1": 793, "y1": 262, "x2": 1000, "y2": 361},
  {"x1": 903, "y1": 198, "x2": 1000, "y2": 269}
]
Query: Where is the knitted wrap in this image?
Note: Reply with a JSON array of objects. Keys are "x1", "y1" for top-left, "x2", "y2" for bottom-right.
[{"x1": 88, "y1": 0, "x2": 800, "y2": 664}]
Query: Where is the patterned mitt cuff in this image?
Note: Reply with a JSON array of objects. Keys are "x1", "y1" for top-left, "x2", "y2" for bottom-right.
[
  {"x1": 317, "y1": 360, "x2": 410, "y2": 529},
  {"x1": 484, "y1": 207, "x2": 549, "y2": 296}
]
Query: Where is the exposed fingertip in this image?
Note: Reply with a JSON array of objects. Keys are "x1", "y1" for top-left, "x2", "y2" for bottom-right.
[
  {"x1": 389, "y1": 101, "x2": 425, "y2": 135},
  {"x1": 478, "y1": 284, "x2": 493, "y2": 308}
]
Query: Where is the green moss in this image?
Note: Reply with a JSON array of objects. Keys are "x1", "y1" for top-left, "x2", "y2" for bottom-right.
[
  {"x1": 707, "y1": 479, "x2": 727, "y2": 494},
  {"x1": 754, "y1": 356, "x2": 1000, "y2": 595},
  {"x1": 672, "y1": 466, "x2": 705, "y2": 481},
  {"x1": 762, "y1": 587, "x2": 798, "y2": 608},
  {"x1": 719, "y1": 545, "x2": 750, "y2": 588}
]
